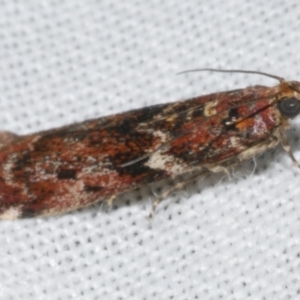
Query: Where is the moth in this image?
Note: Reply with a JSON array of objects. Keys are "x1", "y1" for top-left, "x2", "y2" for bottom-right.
[{"x1": 0, "y1": 69, "x2": 299, "y2": 219}]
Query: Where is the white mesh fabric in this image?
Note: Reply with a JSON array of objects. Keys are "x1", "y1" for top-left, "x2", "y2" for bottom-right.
[{"x1": 0, "y1": 1, "x2": 300, "y2": 299}]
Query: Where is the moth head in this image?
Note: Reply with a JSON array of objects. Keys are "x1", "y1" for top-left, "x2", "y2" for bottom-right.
[
  {"x1": 277, "y1": 81, "x2": 300, "y2": 119},
  {"x1": 278, "y1": 97, "x2": 300, "y2": 119}
]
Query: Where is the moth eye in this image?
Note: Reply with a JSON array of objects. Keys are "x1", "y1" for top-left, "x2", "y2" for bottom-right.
[{"x1": 278, "y1": 97, "x2": 300, "y2": 118}]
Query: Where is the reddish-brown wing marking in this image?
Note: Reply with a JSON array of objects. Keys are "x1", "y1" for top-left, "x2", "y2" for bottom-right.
[{"x1": 0, "y1": 75, "x2": 300, "y2": 219}]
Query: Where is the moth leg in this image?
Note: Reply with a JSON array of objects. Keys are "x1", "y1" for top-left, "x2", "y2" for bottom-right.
[
  {"x1": 279, "y1": 130, "x2": 300, "y2": 167},
  {"x1": 106, "y1": 195, "x2": 117, "y2": 207},
  {"x1": 206, "y1": 165, "x2": 231, "y2": 175},
  {"x1": 149, "y1": 170, "x2": 210, "y2": 218}
]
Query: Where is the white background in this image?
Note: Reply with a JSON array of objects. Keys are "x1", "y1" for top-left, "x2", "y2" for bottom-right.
[{"x1": 0, "y1": 1, "x2": 300, "y2": 299}]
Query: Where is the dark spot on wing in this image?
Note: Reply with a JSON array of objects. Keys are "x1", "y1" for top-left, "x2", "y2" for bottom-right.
[
  {"x1": 84, "y1": 185, "x2": 103, "y2": 192},
  {"x1": 57, "y1": 169, "x2": 77, "y2": 180}
]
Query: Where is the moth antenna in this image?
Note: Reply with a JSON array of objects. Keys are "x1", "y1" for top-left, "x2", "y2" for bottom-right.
[{"x1": 177, "y1": 68, "x2": 284, "y2": 83}]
